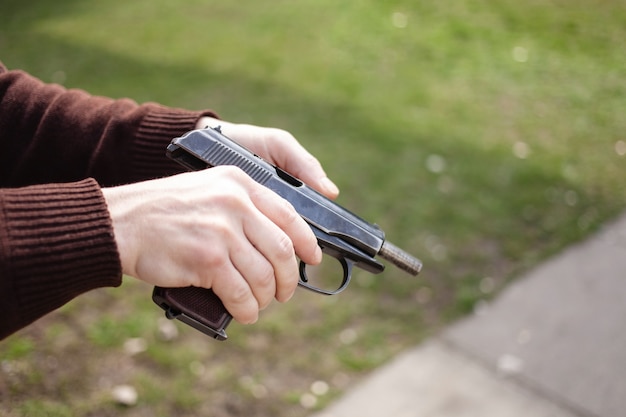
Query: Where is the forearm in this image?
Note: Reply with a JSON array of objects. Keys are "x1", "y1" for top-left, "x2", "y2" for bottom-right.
[{"x1": 0, "y1": 63, "x2": 217, "y2": 187}]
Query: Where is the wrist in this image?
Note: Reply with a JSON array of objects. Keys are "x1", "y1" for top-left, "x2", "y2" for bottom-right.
[{"x1": 101, "y1": 185, "x2": 137, "y2": 278}]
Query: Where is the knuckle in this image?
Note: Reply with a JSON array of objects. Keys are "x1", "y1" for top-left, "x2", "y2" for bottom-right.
[
  {"x1": 275, "y1": 233, "x2": 296, "y2": 260},
  {"x1": 266, "y1": 127, "x2": 292, "y2": 141},
  {"x1": 224, "y1": 166, "x2": 254, "y2": 187},
  {"x1": 256, "y1": 262, "x2": 276, "y2": 289},
  {"x1": 228, "y1": 284, "x2": 258, "y2": 324},
  {"x1": 218, "y1": 165, "x2": 246, "y2": 177},
  {"x1": 201, "y1": 249, "x2": 229, "y2": 271},
  {"x1": 279, "y1": 201, "x2": 299, "y2": 225},
  {"x1": 228, "y1": 280, "x2": 252, "y2": 305},
  {"x1": 195, "y1": 231, "x2": 228, "y2": 263},
  {"x1": 213, "y1": 279, "x2": 258, "y2": 324},
  {"x1": 209, "y1": 218, "x2": 236, "y2": 240},
  {"x1": 191, "y1": 244, "x2": 232, "y2": 278},
  {"x1": 302, "y1": 153, "x2": 323, "y2": 170},
  {"x1": 212, "y1": 190, "x2": 247, "y2": 210}
]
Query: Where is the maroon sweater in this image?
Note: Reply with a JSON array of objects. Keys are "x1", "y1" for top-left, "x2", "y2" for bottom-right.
[{"x1": 0, "y1": 62, "x2": 217, "y2": 339}]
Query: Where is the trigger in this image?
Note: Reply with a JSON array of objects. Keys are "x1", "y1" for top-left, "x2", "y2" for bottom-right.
[
  {"x1": 297, "y1": 255, "x2": 353, "y2": 296},
  {"x1": 298, "y1": 261, "x2": 309, "y2": 283}
]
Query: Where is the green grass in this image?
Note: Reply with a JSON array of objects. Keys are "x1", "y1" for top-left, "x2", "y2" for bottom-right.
[{"x1": 2, "y1": 1, "x2": 626, "y2": 416}]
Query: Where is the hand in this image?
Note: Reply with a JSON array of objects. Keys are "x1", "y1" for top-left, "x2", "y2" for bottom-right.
[
  {"x1": 102, "y1": 167, "x2": 322, "y2": 324},
  {"x1": 196, "y1": 117, "x2": 340, "y2": 199}
]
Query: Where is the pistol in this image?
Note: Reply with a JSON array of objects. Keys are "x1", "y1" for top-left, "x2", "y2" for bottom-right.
[{"x1": 152, "y1": 127, "x2": 422, "y2": 341}]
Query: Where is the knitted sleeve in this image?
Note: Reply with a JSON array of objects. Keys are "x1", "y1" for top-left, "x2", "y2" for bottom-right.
[
  {"x1": 0, "y1": 62, "x2": 218, "y2": 338},
  {"x1": 0, "y1": 63, "x2": 217, "y2": 187},
  {"x1": 0, "y1": 179, "x2": 121, "y2": 339}
]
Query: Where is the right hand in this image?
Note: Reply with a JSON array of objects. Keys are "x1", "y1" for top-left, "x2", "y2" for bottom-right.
[{"x1": 102, "y1": 167, "x2": 322, "y2": 324}]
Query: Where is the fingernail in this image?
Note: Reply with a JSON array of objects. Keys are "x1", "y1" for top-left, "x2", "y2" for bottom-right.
[{"x1": 321, "y1": 177, "x2": 340, "y2": 197}]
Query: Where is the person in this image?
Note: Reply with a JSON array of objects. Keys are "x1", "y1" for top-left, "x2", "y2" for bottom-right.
[{"x1": 0, "y1": 61, "x2": 340, "y2": 340}]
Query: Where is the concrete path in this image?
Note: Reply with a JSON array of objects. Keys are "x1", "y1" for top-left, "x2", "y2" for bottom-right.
[{"x1": 311, "y1": 212, "x2": 626, "y2": 417}]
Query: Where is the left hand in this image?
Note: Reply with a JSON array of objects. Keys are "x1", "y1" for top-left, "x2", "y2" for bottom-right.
[{"x1": 196, "y1": 116, "x2": 340, "y2": 200}]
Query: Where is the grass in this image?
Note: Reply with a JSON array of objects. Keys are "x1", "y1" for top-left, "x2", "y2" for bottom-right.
[{"x1": 1, "y1": 1, "x2": 626, "y2": 416}]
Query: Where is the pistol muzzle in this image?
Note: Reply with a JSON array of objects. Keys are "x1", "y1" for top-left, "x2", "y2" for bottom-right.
[{"x1": 378, "y1": 241, "x2": 422, "y2": 276}]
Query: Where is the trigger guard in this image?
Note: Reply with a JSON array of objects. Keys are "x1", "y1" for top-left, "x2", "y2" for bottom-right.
[{"x1": 298, "y1": 256, "x2": 353, "y2": 295}]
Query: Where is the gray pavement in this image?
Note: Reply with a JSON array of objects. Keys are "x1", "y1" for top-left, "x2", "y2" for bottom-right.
[{"x1": 311, "y1": 212, "x2": 626, "y2": 417}]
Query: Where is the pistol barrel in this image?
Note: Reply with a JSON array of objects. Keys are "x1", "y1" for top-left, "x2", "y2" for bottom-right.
[{"x1": 378, "y1": 241, "x2": 422, "y2": 276}]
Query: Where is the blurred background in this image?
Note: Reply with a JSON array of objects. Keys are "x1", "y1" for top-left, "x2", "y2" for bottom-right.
[{"x1": 1, "y1": 1, "x2": 625, "y2": 416}]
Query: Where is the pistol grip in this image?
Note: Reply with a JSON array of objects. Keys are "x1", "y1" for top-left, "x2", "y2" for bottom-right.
[{"x1": 152, "y1": 286, "x2": 232, "y2": 341}]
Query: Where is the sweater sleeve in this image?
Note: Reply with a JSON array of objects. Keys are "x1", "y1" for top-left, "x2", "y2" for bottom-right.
[
  {"x1": 0, "y1": 179, "x2": 122, "y2": 339},
  {"x1": 0, "y1": 62, "x2": 218, "y2": 339},
  {"x1": 0, "y1": 62, "x2": 218, "y2": 187}
]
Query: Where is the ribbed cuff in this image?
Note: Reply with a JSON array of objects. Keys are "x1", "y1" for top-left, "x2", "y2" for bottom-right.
[
  {"x1": 130, "y1": 106, "x2": 218, "y2": 182},
  {"x1": 0, "y1": 179, "x2": 122, "y2": 338}
]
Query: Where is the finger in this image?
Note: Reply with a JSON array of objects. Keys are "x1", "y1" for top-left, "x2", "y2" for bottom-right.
[
  {"x1": 245, "y1": 190, "x2": 320, "y2": 302},
  {"x1": 267, "y1": 131, "x2": 340, "y2": 199},
  {"x1": 219, "y1": 123, "x2": 340, "y2": 200},
  {"x1": 208, "y1": 262, "x2": 260, "y2": 325},
  {"x1": 249, "y1": 188, "x2": 322, "y2": 265},
  {"x1": 282, "y1": 153, "x2": 337, "y2": 198},
  {"x1": 242, "y1": 209, "x2": 300, "y2": 303},
  {"x1": 173, "y1": 232, "x2": 262, "y2": 325},
  {"x1": 229, "y1": 243, "x2": 277, "y2": 310}
]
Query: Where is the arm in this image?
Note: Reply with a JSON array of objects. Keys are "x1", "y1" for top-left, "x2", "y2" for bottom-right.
[
  {"x1": 0, "y1": 62, "x2": 217, "y2": 188},
  {"x1": 0, "y1": 63, "x2": 216, "y2": 338},
  {"x1": 0, "y1": 63, "x2": 337, "y2": 195},
  {"x1": 100, "y1": 119, "x2": 340, "y2": 327},
  {"x1": 0, "y1": 62, "x2": 336, "y2": 339}
]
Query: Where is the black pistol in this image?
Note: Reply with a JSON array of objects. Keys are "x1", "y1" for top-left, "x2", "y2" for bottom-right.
[{"x1": 152, "y1": 127, "x2": 422, "y2": 340}]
